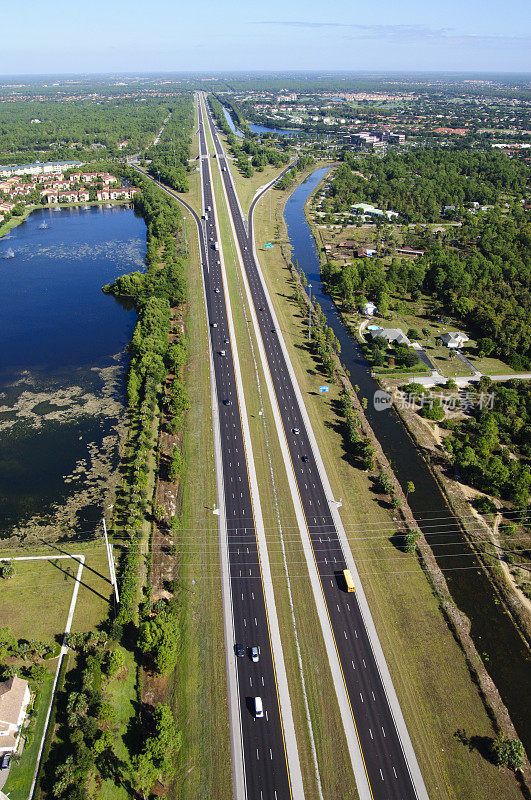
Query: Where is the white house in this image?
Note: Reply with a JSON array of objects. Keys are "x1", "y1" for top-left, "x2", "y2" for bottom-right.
[
  {"x1": 441, "y1": 331, "x2": 469, "y2": 349},
  {"x1": 362, "y1": 301, "x2": 377, "y2": 316},
  {"x1": 370, "y1": 328, "x2": 410, "y2": 346},
  {"x1": 0, "y1": 676, "x2": 30, "y2": 754}
]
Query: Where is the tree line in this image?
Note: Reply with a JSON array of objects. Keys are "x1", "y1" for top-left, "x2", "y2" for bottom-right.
[{"x1": 330, "y1": 147, "x2": 530, "y2": 223}]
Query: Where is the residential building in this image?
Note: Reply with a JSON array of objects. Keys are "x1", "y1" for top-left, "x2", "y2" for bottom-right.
[
  {"x1": 0, "y1": 161, "x2": 83, "y2": 178},
  {"x1": 441, "y1": 332, "x2": 469, "y2": 349},
  {"x1": 0, "y1": 676, "x2": 30, "y2": 754},
  {"x1": 370, "y1": 328, "x2": 411, "y2": 346}
]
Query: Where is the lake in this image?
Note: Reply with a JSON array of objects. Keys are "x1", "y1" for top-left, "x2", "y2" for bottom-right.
[
  {"x1": 0, "y1": 205, "x2": 145, "y2": 540},
  {"x1": 221, "y1": 105, "x2": 296, "y2": 138}
]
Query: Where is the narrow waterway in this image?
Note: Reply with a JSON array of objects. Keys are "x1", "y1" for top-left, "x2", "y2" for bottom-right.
[
  {"x1": 284, "y1": 167, "x2": 531, "y2": 751},
  {"x1": 0, "y1": 205, "x2": 145, "y2": 539},
  {"x1": 222, "y1": 105, "x2": 295, "y2": 138}
]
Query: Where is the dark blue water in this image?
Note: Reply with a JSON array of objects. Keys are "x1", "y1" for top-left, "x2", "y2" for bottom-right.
[
  {"x1": 222, "y1": 107, "x2": 244, "y2": 138},
  {"x1": 0, "y1": 205, "x2": 145, "y2": 533},
  {"x1": 248, "y1": 122, "x2": 296, "y2": 137},
  {"x1": 221, "y1": 105, "x2": 295, "y2": 138},
  {"x1": 284, "y1": 168, "x2": 531, "y2": 752}
]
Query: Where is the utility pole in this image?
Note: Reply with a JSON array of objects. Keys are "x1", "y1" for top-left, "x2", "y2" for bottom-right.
[
  {"x1": 102, "y1": 517, "x2": 119, "y2": 605},
  {"x1": 308, "y1": 283, "x2": 313, "y2": 342}
]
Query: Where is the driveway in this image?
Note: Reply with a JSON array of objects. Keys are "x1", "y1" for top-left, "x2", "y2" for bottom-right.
[
  {"x1": 411, "y1": 341, "x2": 437, "y2": 371},
  {"x1": 455, "y1": 350, "x2": 481, "y2": 375}
]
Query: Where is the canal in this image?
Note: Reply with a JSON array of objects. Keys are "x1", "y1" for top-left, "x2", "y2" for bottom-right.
[
  {"x1": 283, "y1": 167, "x2": 531, "y2": 751},
  {"x1": 0, "y1": 205, "x2": 145, "y2": 538}
]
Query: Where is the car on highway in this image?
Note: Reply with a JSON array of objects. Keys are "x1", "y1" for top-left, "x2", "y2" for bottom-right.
[
  {"x1": 250, "y1": 646, "x2": 259, "y2": 662},
  {"x1": 259, "y1": 307, "x2": 264, "y2": 311},
  {"x1": 214, "y1": 287, "x2": 220, "y2": 293},
  {"x1": 224, "y1": 338, "x2": 229, "y2": 344},
  {"x1": 254, "y1": 696, "x2": 264, "y2": 718},
  {"x1": 220, "y1": 350, "x2": 226, "y2": 356},
  {"x1": 301, "y1": 455, "x2": 309, "y2": 462},
  {"x1": 223, "y1": 398, "x2": 232, "y2": 406},
  {"x1": 292, "y1": 428, "x2": 300, "y2": 435},
  {"x1": 235, "y1": 643, "x2": 245, "y2": 658},
  {"x1": 211, "y1": 322, "x2": 218, "y2": 328}
]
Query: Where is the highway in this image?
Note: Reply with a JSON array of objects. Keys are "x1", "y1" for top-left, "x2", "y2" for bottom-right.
[
  {"x1": 203, "y1": 94, "x2": 427, "y2": 800},
  {"x1": 193, "y1": 97, "x2": 293, "y2": 800}
]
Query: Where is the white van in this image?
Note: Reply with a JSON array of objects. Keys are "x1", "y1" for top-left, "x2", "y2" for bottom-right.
[{"x1": 254, "y1": 696, "x2": 264, "y2": 718}]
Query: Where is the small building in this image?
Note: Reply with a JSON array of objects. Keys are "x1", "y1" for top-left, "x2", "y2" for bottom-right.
[
  {"x1": 369, "y1": 328, "x2": 410, "y2": 346},
  {"x1": 441, "y1": 331, "x2": 469, "y2": 349},
  {"x1": 362, "y1": 302, "x2": 377, "y2": 316},
  {"x1": 395, "y1": 247, "x2": 425, "y2": 257},
  {"x1": 337, "y1": 239, "x2": 360, "y2": 249},
  {"x1": 0, "y1": 676, "x2": 30, "y2": 754}
]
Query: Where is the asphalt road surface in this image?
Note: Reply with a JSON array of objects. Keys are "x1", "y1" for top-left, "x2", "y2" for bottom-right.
[
  {"x1": 196, "y1": 98, "x2": 293, "y2": 800},
  {"x1": 204, "y1": 96, "x2": 422, "y2": 800}
]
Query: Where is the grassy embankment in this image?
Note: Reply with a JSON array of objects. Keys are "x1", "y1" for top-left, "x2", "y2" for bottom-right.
[
  {"x1": 167, "y1": 182, "x2": 232, "y2": 800},
  {"x1": 173, "y1": 96, "x2": 202, "y2": 217},
  {"x1": 203, "y1": 104, "x2": 358, "y2": 798},
  {"x1": 249, "y1": 172, "x2": 522, "y2": 800}
]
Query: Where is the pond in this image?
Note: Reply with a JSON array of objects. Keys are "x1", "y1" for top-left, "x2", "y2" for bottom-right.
[{"x1": 0, "y1": 205, "x2": 145, "y2": 540}]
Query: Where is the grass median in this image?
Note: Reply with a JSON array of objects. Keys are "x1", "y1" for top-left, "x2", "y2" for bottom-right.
[{"x1": 250, "y1": 174, "x2": 522, "y2": 800}]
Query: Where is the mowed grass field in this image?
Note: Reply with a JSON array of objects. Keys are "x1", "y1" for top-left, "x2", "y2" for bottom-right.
[
  {"x1": 250, "y1": 175, "x2": 522, "y2": 800},
  {"x1": 1, "y1": 546, "x2": 112, "y2": 643}
]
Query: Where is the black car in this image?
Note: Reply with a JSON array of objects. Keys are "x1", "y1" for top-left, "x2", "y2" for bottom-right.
[
  {"x1": 301, "y1": 455, "x2": 309, "y2": 462},
  {"x1": 234, "y1": 643, "x2": 245, "y2": 658},
  {"x1": 223, "y1": 398, "x2": 232, "y2": 406}
]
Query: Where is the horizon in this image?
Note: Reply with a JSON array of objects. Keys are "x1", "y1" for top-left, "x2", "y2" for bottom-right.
[{"x1": 0, "y1": 0, "x2": 529, "y2": 74}]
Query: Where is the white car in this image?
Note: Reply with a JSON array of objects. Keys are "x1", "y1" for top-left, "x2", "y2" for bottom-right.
[
  {"x1": 254, "y1": 696, "x2": 264, "y2": 718},
  {"x1": 250, "y1": 646, "x2": 259, "y2": 662},
  {"x1": 292, "y1": 428, "x2": 300, "y2": 435}
]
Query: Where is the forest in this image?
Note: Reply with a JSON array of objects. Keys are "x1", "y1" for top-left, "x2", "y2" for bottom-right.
[
  {"x1": 445, "y1": 378, "x2": 531, "y2": 509},
  {"x1": 329, "y1": 148, "x2": 530, "y2": 222},
  {"x1": 322, "y1": 149, "x2": 531, "y2": 369},
  {"x1": 0, "y1": 99, "x2": 172, "y2": 164},
  {"x1": 144, "y1": 93, "x2": 194, "y2": 192}
]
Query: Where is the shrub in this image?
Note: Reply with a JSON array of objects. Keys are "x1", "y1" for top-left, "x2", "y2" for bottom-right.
[{"x1": 473, "y1": 494, "x2": 497, "y2": 515}]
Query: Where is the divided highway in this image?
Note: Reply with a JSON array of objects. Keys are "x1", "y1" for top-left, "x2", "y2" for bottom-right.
[
  {"x1": 193, "y1": 98, "x2": 294, "y2": 800},
  {"x1": 204, "y1": 94, "x2": 428, "y2": 800}
]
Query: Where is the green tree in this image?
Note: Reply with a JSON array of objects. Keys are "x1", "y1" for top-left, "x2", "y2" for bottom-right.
[
  {"x1": 404, "y1": 529, "x2": 421, "y2": 553},
  {"x1": 491, "y1": 735, "x2": 525, "y2": 771}
]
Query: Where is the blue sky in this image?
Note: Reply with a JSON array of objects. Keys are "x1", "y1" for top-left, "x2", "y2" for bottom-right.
[{"x1": 1, "y1": 0, "x2": 529, "y2": 75}]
